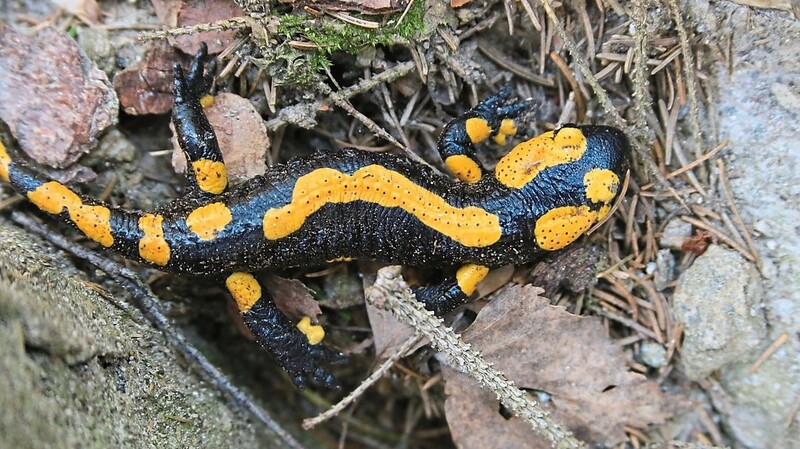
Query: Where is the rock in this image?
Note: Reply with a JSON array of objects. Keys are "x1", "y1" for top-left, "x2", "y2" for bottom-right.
[
  {"x1": 654, "y1": 248, "x2": 674, "y2": 291},
  {"x1": 659, "y1": 219, "x2": 692, "y2": 250},
  {"x1": 671, "y1": 245, "x2": 765, "y2": 380},
  {"x1": 0, "y1": 25, "x2": 118, "y2": 168},
  {"x1": 716, "y1": 354, "x2": 800, "y2": 449},
  {"x1": 171, "y1": 92, "x2": 269, "y2": 183},
  {"x1": 0, "y1": 225, "x2": 271, "y2": 449},
  {"x1": 683, "y1": 3, "x2": 800, "y2": 448},
  {"x1": 638, "y1": 341, "x2": 668, "y2": 369}
]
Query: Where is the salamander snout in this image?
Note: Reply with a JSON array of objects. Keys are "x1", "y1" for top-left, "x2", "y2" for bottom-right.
[{"x1": 577, "y1": 125, "x2": 630, "y2": 177}]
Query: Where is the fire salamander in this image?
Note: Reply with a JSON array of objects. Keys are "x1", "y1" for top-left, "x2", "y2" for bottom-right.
[{"x1": 0, "y1": 45, "x2": 629, "y2": 389}]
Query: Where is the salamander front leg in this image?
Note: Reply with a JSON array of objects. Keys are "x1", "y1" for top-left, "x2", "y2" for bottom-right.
[
  {"x1": 172, "y1": 43, "x2": 228, "y2": 196},
  {"x1": 226, "y1": 272, "x2": 345, "y2": 389},
  {"x1": 413, "y1": 264, "x2": 490, "y2": 316},
  {"x1": 438, "y1": 86, "x2": 534, "y2": 183}
]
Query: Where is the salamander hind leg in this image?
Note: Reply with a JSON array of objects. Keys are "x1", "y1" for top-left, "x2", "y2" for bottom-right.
[
  {"x1": 172, "y1": 43, "x2": 227, "y2": 196},
  {"x1": 413, "y1": 264, "x2": 490, "y2": 316},
  {"x1": 226, "y1": 272, "x2": 346, "y2": 389},
  {"x1": 438, "y1": 86, "x2": 535, "y2": 183}
]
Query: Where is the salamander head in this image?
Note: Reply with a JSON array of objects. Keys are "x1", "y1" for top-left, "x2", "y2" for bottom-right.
[
  {"x1": 577, "y1": 125, "x2": 630, "y2": 181},
  {"x1": 494, "y1": 124, "x2": 630, "y2": 252},
  {"x1": 494, "y1": 124, "x2": 629, "y2": 189}
]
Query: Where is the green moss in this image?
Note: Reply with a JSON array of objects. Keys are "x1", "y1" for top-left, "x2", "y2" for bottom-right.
[
  {"x1": 277, "y1": 1, "x2": 426, "y2": 51},
  {"x1": 269, "y1": 0, "x2": 428, "y2": 84}
]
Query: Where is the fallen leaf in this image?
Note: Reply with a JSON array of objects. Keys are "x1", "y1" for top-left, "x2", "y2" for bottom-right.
[
  {"x1": 266, "y1": 274, "x2": 322, "y2": 322},
  {"x1": 443, "y1": 285, "x2": 671, "y2": 448},
  {"x1": 363, "y1": 266, "x2": 424, "y2": 359},
  {"x1": 151, "y1": 0, "x2": 244, "y2": 55},
  {"x1": 52, "y1": 0, "x2": 101, "y2": 22},
  {"x1": 474, "y1": 264, "x2": 514, "y2": 299},
  {"x1": 113, "y1": 41, "x2": 181, "y2": 115},
  {"x1": 0, "y1": 25, "x2": 118, "y2": 168},
  {"x1": 366, "y1": 302, "x2": 420, "y2": 359},
  {"x1": 171, "y1": 92, "x2": 269, "y2": 182},
  {"x1": 367, "y1": 264, "x2": 512, "y2": 361}
]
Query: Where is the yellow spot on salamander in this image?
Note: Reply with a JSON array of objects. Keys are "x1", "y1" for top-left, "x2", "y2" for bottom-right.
[
  {"x1": 495, "y1": 127, "x2": 588, "y2": 189},
  {"x1": 138, "y1": 214, "x2": 170, "y2": 266},
  {"x1": 297, "y1": 316, "x2": 325, "y2": 345},
  {"x1": 584, "y1": 169, "x2": 620, "y2": 204},
  {"x1": 493, "y1": 118, "x2": 518, "y2": 146},
  {"x1": 186, "y1": 202, "x2": 232, "y2": 240},
  {"x1": 200, "y1": 94, "x2": 215, "y2": 109},
  {"x1": 534, "y1": 205, "x2": 600, "y2": 251},
  {"x1": 465, "y1": 117, "x2": 492, "y2": 143},
  {"x1": 263, "y1": 165, "x2": 502, "y2": 248},
  {"x1": 192, "y1": 159, "x2": 228, "y2": 195},
  {"x1": 595, "y1": 204, "x2": 612, "y2": 222},
  {"x1": 0, "y1": 140, "x2": 10, "y2": 182},
  {"x1": 493, "y1": 133, "x2": 508, "y2": 146},
  {"x1": 27, "y1": 182, "x2": 114, "y2": 247},
  {"x1": 456, "y1": 264, "x2": 490, "y2": 296},
  {"x1": 445, "y1": 154, "x2": 482, "y2": 183},
  {"x1": 226, "y1": 272, "x2": 261, "y2": 313},
  {"x1": 499, "y1": 118, "x2": 517, "y2": 137}
]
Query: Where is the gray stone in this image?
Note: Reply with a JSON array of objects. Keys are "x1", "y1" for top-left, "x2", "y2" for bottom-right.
[
  {"x1": 639, "y1": 341, "x2": 668, "y2": 369},
  {"x1": 659, "y1": 219, "x2": 692, "y2": 250},
  {"x1": 654, "y1": 249, "x2": 675, "y2": 292},
  {"x1": 0, "y1": 224, "x2": 280, "y2": 449},
  {"x1": 684, "y1": 3, "x2": 800, "y2": 447},
  {"x1": 717, "y1": 354, "x2": 800, "y2": 449},
  {"x1": 671, "y1": 245, "x2": 765, "y2": 380}
]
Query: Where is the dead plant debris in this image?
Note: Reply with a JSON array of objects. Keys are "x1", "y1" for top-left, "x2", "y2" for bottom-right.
[{"x1": 444, "y1": 285, "x2": 671, "y2": 448}]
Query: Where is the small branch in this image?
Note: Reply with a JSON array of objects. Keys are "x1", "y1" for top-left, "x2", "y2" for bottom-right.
[
  {"x1": 138, "y1": 17, "x2": 253, "y2": 41},
  {"x1": 302, "y1": 335, "x2": 423, "y2": 429},
  {"x1": 631, "y1": 0, "x2": 653, "y2": 133},
  {"x1": 366, "y1": 267, "x2": 584, "y2": 449},
  {"x1": 667, "y1": 0, "x2": 704, "y2": 164}
]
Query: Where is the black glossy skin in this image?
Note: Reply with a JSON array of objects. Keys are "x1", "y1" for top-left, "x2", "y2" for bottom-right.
[
  {"x1": 0, "y1": 46, "x2": 630, "y2": 388},
  {"x1": 152, "y1": 126, "x2": 626, "y2": 277}
]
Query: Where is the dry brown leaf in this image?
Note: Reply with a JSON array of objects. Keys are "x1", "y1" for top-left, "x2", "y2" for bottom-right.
[
  {"x1": 367, "y1": 264, "x2": 511, "y2": 360},
  {"x1": 113, "y1": 41, "x2": 180, "y2": 116},
  {"x1": 171, "y1": 92, "x2": 269, "y2": 182},
  {"x1": 363, "y1": 267, "x2": 426, "y2": 359},
  {"x1": 52, "y1": 0, "x2": 101, "y2": 22},
  {"x1": 0, "y1": 25, "x2": 117, "y2": 168},
  {"x1": 151, "y1": 0, "x2": 244, "y2": 55},
  {"x1": 450, "y1": 0, "x2": 472, "y2": 8},
  {"x1": 474, "y1": 264, "x2": 514, "y2": 299},
  {"x1": 444, "y1": 285, "x2": 671, "y2": 448},
  {"x1": 266, "y1": 274, "x2": 322, "y2": 322},
  {"x1": 366, "y1": 302, "x2": 420, "y2": 358}
]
